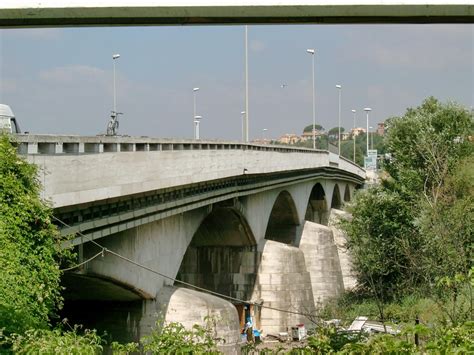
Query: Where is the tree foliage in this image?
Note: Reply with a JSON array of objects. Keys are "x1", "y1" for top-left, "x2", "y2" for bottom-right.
[
  {"x1": 0, "y1": 134, "x2": 68, "y2": 335},
  {"x1": 342, "y1": 97, "x2": 473, "y2": 319},
  {"x1": 303, "y1": 124, "x2": 324, "y2": 132}
]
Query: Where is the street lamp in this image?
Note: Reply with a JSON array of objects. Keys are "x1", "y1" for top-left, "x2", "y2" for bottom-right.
[
  {"x1": 369, "y1": 126, "x2": 374, "y2": 150},
  {"x1": 112, "y1": 54, "x2": 120, "y2": 116},
  {"x1": 262, "y1": 128, "x2": 268, "y2": 143},
  {"x1": 364, "y1": 107, "x2": 372, "y2": 156},
  {"x1": 194, "y1": 115, "x2": 203, "y2": 139},
  {"x1": 306, "y1": 48, "x2": 316, "y2": 150},
  {"x1": 240, "y1": 111, "x2": 246, "y2": 142},
  {"x1": 351, "y1": 109, "x2": 356, "y2": 162},
  {"x1": 244, "y1": 25, "x2": 249, "y2": 143},
  {"x1": 193, "y1": 87, "x2": 200, "y2": 138},
  {"x1": 336, "y1": 84, "x2": 342, "y2": 155}
]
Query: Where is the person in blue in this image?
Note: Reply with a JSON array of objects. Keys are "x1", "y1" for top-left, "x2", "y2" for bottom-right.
[{"x1": 244, "y1": 316, "x2": 254, "y2": 342}]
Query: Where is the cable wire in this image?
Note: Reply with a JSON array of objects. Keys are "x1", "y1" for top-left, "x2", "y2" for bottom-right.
[
  {"x1": 60, "y1": 250, "x2": 104, "y2": 271},
  {"x1": 53, "y1": 215, "x2": 362, "y2": 321}
]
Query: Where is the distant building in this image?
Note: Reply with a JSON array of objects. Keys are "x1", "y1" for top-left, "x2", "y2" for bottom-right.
[
  {"x1": 278, "y1": 133, "x2": 300, "y2": 145},
  {"x1": 300, "y1": 129, "x2": 325, "y2": 141},
  {"x1": 377, "y1": 122, "x2": 385, "y2": 136},
  {"x1": 350, "y1": 127, "x2": 366, "y2": 137},
  {"x1": 341, "y1": 132, "x2": 351, "y2": 141}
]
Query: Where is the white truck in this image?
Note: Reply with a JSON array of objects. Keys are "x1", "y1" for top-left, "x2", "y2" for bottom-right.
[{"x1": 0, "y1": 104, "x2": 21, "y2": 134}]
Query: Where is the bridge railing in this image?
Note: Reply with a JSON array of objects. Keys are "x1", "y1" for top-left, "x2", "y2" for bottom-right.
[{"x1": 14, "y1": 134, "x2": 332, "y2": 156}]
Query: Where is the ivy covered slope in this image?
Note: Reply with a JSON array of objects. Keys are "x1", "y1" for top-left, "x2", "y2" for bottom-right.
[{"x1": 0, "y1": 134, "x2": 67, "y2": 335}]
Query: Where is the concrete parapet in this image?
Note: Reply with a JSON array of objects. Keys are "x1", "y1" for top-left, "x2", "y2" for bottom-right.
[
  {"x1": 298, "y1": 221, "x2": 344, "y2": 306},
  {"x1": 329, "y1": 209, "x2": 357, "y2": 291},
  {"x1": 252, "y1": 240, "x2": 315, "y2": 335}
]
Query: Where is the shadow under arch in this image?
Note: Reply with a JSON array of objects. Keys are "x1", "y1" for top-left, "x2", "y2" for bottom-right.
[
  {"x1": 344, "y1": 184, "x2": 351, "y2": 202},
  {"x1": 60, "y1": 273, "x2": 147, "y2": 344},
  {"x1": 331, "y1": 184, "x2": 342, "y2": 209},
  {"x1": 305, "y1": 182, "x2": 329, "y2": 225},
  {"x1": 265, "y1": 190, "x2": 300, "y2": 244},
  {"x1": 176, "y1": 205, "x2": 259, "y2": 303}
]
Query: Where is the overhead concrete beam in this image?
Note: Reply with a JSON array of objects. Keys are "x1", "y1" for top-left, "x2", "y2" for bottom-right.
[{"x1": 0, "y1": 1, "x2": 472, "y2": 27}]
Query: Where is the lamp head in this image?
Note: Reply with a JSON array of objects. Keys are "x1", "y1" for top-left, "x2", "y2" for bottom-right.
[
  {"x1": 306, "y1": 49, "x2": 315, "y2": 54},
  {"x1": 112, "y1": 54, "x2": 120, "y2": 59},
  {"x1": 364, "y1": 107, "x2": 372, "y2": 112},
  {"x1": 194, "y1": 115, "x2": 202, "y2": 120},
  {"x1": 336, "y1": 84, "x2": 342, "y2": 89},
  {"x1": 351, "y1": 109, "x2": 356, "y2": 113},
  {"x1": 193, "y1": 87, "x2": 200, "y2": 92},
  {"x1": 241, "y1": 111, "x2": 246, "y2": 115}
]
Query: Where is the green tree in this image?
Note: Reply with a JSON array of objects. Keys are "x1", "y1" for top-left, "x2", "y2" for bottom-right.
[
  {"x1": 342, "y1": 97, "x2": 473, "y2": 319},
  {"x1": 303, "y1": 124, "x2": 324, "y2": 132},
  {"x1": 0, "y1": 134, "x2": 68, "y2": 335}
]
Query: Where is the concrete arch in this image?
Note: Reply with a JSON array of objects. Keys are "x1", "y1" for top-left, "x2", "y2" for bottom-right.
[
  {"x1": 344, "y1": 184, "x2": 351, "y2": 202},
  {"x1": 305, "y1": 182, "x2": 329, "y2": 225},
  {"x1": 331, "y1": 184, "x2": 343, "y2": 209},
  {"x1": 264, "y1": 190, "x2": 300, "y2": 244},
  {"x1": 176, "y1": 206, "x2": 260, "y2": 302}
]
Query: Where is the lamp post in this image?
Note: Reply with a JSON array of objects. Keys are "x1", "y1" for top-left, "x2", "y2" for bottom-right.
[
  {"x1": 240, "y1": 111, "x2": 246, "y2": 142},
  {"x1": 193, "y1": 87, "x2": 200, "y2": 138},
  {"x1": 364, "y1": 107, "x2": 372, "y2": 156},
  {"x1": 194, "y1": 115, "x2": 203, "y2": 139},
  {"x1": 336, "y1": 84, "x2": 342, "y2": 155},
  {"x1": 351, "y1": 109, "x2": 356, "y2": 162},
  {"x1": 369, "y1": 126, "x2": 374, "y2": 150},
  {"x1": 306, "y1": 49, "x2": 316, "y2": 150},
  {"x1": 112, "y1": 54, "x2": 120, "y2": 116},
  {"x1": 244, "y1": 25, "x2": 249, "y2": 143}
]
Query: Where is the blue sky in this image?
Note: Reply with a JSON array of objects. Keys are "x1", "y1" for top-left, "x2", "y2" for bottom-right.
[{"x1": 0, "y1": 24, "x2": 472, "y2": 140}]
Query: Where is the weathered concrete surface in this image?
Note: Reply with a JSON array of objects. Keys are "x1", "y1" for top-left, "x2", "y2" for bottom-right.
[
  {"x1": 329, "y1": 209, "x2": 357, "y2": 291},
  {"x1": 157, "y1": 286, "x2": 241, "y2": 354},
  {"x1": 177, "y1": 246, "x2": 260, "y2": 301},
  {"x1": 252, "y1": 240, "x2": 315, "y2": 334},
  {"x1": 298, "y1": 221, "x2": 344, "y2": 306}
]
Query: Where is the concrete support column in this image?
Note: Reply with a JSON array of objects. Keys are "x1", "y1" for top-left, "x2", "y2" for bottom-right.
[
  {"x1": 298, "y1": 221, "x2": 344, "y2": 306},
  {"x1": 78, "y1": 142, "x2": 85, "y2": 153},
  {"x1": 55, "y1": 142, "x2": 63, "y2": 154},
  {"x1": 27, "y1": 142, "x2": 38, "y2": 154},
  {"x1": 252, "y1": 240, "x2": 315, "y2": 334}
]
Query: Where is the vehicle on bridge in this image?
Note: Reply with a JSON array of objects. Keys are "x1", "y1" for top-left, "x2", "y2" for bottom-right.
[{"x1": 0, "y1": 104, "x2": 21, "y2": 134}]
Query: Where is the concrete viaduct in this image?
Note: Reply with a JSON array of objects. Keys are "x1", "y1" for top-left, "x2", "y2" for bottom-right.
[{"x1": 17, "y1": 134, "x2": 364, "y2": 351}]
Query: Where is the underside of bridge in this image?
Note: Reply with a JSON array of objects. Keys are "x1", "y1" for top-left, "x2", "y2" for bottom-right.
[
  {"x1": 60, "y1": 272, "x2": 145, "y2": 343},
  {"x1": 331, "y1": 184, "x2": 343, "y2": 209},
  {"x1": 176, "y1": 205, "x2": 261, "y2": 328},
  {"x1": 344, "y1": 184, "x2": 351, "y2": 202},
  {"x1": 264, "y1": 191, "x2": 300, "y2": 244},
  {"x1": 305, "y1": 183, "x2": 329, "y2": 225}
]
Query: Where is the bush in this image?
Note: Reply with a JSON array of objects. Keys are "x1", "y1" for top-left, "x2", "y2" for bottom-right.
[{"x1": 1, "y1": 326, "x2": 103, "y2": 354}]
